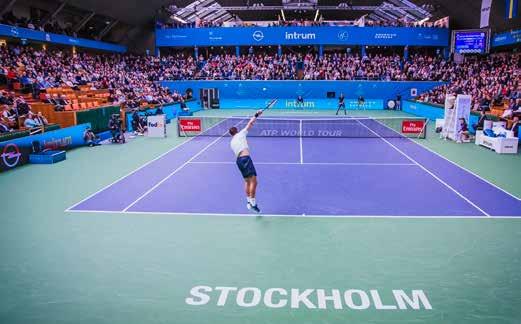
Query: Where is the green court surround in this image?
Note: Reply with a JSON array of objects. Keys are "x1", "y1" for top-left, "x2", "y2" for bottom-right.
[{"x1": 1, "y1": 110, "x2": 520, "y2": 324}]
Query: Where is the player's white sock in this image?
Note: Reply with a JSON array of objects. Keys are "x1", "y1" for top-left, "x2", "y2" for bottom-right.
[
  {"x1": 250, "y1": 198, "x2": 256, "y2": 207},
  {"x1": 247, "y1": 197, "x2": 252, "y2": 205}
]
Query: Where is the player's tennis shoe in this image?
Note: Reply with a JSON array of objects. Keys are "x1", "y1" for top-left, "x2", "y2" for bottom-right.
[{"x1": 247, "y1": 203, "x2": 261, "y2": 214}]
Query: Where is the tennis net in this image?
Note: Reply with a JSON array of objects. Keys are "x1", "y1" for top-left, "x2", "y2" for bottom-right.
[{"x1": 177, "y1": 116, "x2": 428, "y2": 139}]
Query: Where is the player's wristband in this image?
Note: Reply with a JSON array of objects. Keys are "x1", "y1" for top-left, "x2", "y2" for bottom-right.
[{"x1": 255, "y1": 113, "x2": 260, "y2": 118}]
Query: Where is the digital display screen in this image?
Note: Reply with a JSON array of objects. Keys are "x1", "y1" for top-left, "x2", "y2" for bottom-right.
[{"x1": 453, "y1": 31, "x2": 488, "y2": 54}]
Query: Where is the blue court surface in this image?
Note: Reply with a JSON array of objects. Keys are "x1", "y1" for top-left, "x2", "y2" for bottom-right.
[{"x1": 68, "y1": 117, "x2": 521, "y2": 218}]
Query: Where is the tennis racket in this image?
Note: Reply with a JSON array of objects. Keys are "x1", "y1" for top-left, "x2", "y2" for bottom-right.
[{"x1": 256, "y1": 99, "x2": 277, "y2": 117}]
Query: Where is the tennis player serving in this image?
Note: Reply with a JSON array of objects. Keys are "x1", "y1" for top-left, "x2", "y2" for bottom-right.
[{"x1": 229, "y1": 110, "x2": 263, "y2": 213}]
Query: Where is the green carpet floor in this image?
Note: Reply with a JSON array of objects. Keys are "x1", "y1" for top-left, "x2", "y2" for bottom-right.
[{"x1": 0, "y1": 109, "x2": 520, "y2": 324}]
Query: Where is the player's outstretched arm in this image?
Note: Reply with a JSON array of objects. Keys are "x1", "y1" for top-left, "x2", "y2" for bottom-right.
[{"x1": 246, "y1": 110, "x2": 263, "y2": 130}]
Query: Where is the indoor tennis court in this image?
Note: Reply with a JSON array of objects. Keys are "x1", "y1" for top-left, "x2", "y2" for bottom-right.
[{"x1": 68, "y1": 115, "x2": 521, "y2": 217}]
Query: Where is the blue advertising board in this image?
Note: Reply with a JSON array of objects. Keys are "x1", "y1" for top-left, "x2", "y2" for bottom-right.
[
  {"x1": 0, "y1": 123, "x2": 91, "y2": 172},
  {"x1": 208, "y1": 98, "x2": 384, "y2": 110},
  {"x1": 0, "y1": 24, "x2": 127, "y2": 53},
  {"x1": 492, "y1": 29, "x2": 521, "y2": 47},
  {"x1": 453, "y1": 30, "x2": 488, "y2": 54},
  {"x1": 403, "y1": 100, "x2": 479, "y2": 131},
  {"x1": 126, "y1": 102, "x2": 202, "y2": 131},
  {"x1": 156, "y1": 26, "x2": 449, "y2": 47},
  {"x1": 161, "y1": 80, "x2": 445, "y2": 103}
]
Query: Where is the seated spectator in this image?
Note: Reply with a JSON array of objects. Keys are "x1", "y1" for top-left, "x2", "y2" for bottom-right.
[
  {"x1": 0, "y1": 91, "x2": 8, "y2": 104},
  {"x1": 509, "y1": 116, "x2": 520, "y2": 138},
  {"x1": 2, "y1": 104, "x2": 17, "y2": 128},
  {"x1": 15, "y1": 97, "x2": 31, "y2": 116},
  {"x1": 131, "y1": 109, "x2": 146, "y2": 136},
  {"x1": 44, "y1": 94, "x2": 58, "y2": 105},
  {"x1": 34, "y1": 112, "x2": 48, "y2": 126},
  {"x1": 479, "y1": 97, "x2": 491, "y2": 111},
  {"x1": 23, "y1": 112, "x2": 39, "y2": 128},
  {"x1": 472, "y1": 110, "x2": 488, "y2": 131},
  {"x1": 501, "y1": 106, "x2": 514, "y2": 120},
  {"x1": 83, "y1": 127, "x2": 101, "y2": 146},
  {"x1": 0, "y1": 91, "x2": 14, "y2": 105},
  {"x1": 0, "y1": 119, "x2": 12, "y2": 133},
  {"x1": 19, "y1": 72, "x2": 34, "y2": 94},
  {"x1": 55, "y1": 94, "x2": 70, "y2": 110},
  {"x1": 513, "y1": 98, "x2": 521, "y2": 117},
  {"x1": 492, "y1": 93, "x2": 504, "y2": 106},
  {"x1": 456, "y1": 118, "x2": 470, "y2": 143}
]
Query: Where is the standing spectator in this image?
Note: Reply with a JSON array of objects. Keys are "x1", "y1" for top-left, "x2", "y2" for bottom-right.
[
  {"x1": 396, "y1": 93, "x2": 402, "y2": 110},
  {"x1": 336, "y1": 93, "x2": 346, "y2": 115}
]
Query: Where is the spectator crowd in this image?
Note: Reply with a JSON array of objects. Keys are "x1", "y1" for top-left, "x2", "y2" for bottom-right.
[
  {"x1": 0, "y1": 10, "x2": 96, "y2": 39},
  {"x1": 157, "y1": 18, "x2": 448, "y2": 29},
  {"x1": 1, "y1": 39, "x2": 519, "y2": 133},
  {"x1": 414, "y1": 53, "x2": 520, "y2": 111},
  {"x1": 0, "y1": 44, "x2": 192, "y2": 132}
]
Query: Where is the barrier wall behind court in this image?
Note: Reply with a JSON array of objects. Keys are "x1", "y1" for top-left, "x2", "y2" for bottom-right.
[{"x1": 162, "y1": 80, "x2": 445, "y2": 106}]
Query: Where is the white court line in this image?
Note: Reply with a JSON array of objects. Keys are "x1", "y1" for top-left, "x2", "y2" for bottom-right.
[
  {"x1": 188, "y1": 161, "x2": 417, "y2": 166},
  {"x1": 65, "y1": 135, "x2": 198, "y2": 212},
  {"x1": 355, "y1": 119, "x2": 490, "y2": 217},
  {"x1": 121, "y1": 135, "x2": 227, "y2": 212},
  {"x1": 371, "y1": 118, "x2": 521, "y2": 202},
  {"x1": 413, "y1": 138, "x2": 521, "y2": 201},
  {"x1": 66, "y1": 117, "x2": 231, "y2": 212},
  {"x1": 65, "y1": 209, "x2": 521, "y2": 219},
  {"x1": 191, "y1": 116, "x2": 423, "y2": 122},
  {"x1": 299, "y1": 120, "x2": 304, "y2": 164}
]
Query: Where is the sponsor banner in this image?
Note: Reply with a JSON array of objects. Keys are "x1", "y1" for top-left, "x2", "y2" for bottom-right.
[
  {"x1": 147, "y1": 114, "x2": 167, "y2": 138},
  {"x1": 402, "y1": 120, "x2": 426, "y2": 134},
  {"x1": 492, "y1": 29, "x2": 521, "y2": 47},
  {"x1": 156, "y1": 26, "x2": 449, "y2": 47},
  {"x1": 0, "y1": 123, "x2": 91, "y2": 172},
  {"x1": 480, "y1": 0, "x2": 493, "y2": 28},
  {"x1": 179, "y1": 119, "x2": 202, "y2": 132},
  {"x1": 0, "y1": 24, "x2": 126, "y2": 52},
  {"x1": 402, "y1": 100, "x2": 481, "y2": 132},
  {"x1": 0, "y1": 143, "x2": 31, "y2": 172}
]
